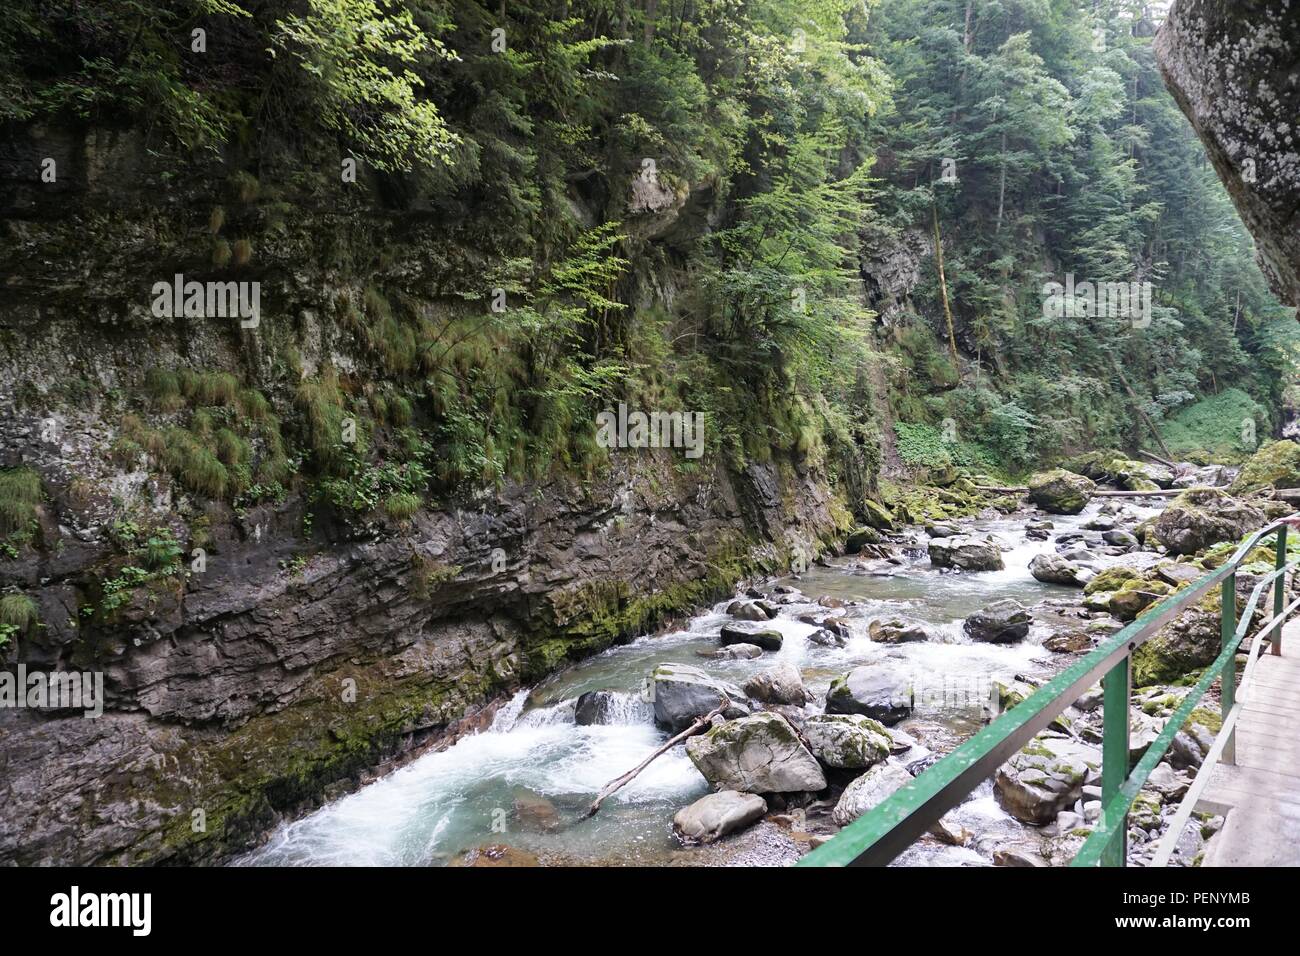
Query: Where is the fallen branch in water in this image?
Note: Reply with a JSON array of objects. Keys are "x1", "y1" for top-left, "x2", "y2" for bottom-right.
[
  {"x1": 973, "y1": 485, "x2": 1218, "y2": 499},
  {"x1": 1138, "y1": 449, "x2": 1179, "y2": 469},
  {"x1": 584, "y1": 696, "x2": 730, "y2": 819}
]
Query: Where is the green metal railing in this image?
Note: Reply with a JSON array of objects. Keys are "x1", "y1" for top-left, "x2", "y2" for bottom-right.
[{"x1": 798, "y1": 514, "x2": 1299, "y2": 868}]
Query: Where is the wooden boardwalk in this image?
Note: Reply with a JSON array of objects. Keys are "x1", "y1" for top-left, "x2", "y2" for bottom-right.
[{"x1": 1201, "y1": 617, "x2": 1300, "y2": 866}]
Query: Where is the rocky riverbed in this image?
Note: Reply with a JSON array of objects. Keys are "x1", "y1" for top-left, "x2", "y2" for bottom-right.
[{"x1": 238, "y1": 453, "x2": 1298, "y2": 867}]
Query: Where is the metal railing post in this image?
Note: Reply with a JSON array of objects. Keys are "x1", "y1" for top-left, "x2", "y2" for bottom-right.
[
  {"x1": 1221, "y1": 571, "x2": 1237, "y2": 765},
  {"x1": 1101, "y1": 654, "x2": 1131, "y2": 867},
  {"x1": 1275, "y1": 525, "x2": 1288, "y2": 656}
]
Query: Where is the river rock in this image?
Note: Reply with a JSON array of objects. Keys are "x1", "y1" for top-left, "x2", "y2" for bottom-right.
[
  {"x1": 868, "y1": 617, "x2": 930, "y2": 644},
  {"x1": 994, "y1": 734, "x2": 1098, "y2": 825},
  {"x1": 831, "y1": 760, "x2": 915, "y2": 827},
  {"x1": 1028, "y1": 469, "x2": 1096, "y2": 514},
  {"x1": 512, "y1": 789, "x2": 562, "y2": 832},
  {"x1": 1149, "y1": 488, "x2": 1267, "y2": 556},
  {"x1": 993, "y1": 845, "x2": 1049, "y2": 867},
  {"x1": 963, "y1": 599, "x2": 1031, "y2": 643},
  {"x1": 742, "y1": 662, "x2": 808, "y2": 705},
  {"x1": 649, "y1": 663, "x2": 749, "y2": 732},
  {"x1": 672, "y1": 791, "x2": 768, "y2": 845},
  {"x1": 845, "y1": 527, "x2": 882, "y2": 553},
  {"x1": 685, "y1": 713, "x2": 827, "y2": 793},
  {"x1": 825, "y1": 664, "x2": 914, "y2": 725},
  {"x1": 1029, "y1": 552, "x2": 1091, "y2": 587},
  {"x1": 575, "y1": 690, "x2": 630, "y2": 726},
  {"x1": 926, "y1": 522, "x2": 962, "y2": 538},
  {"x1": 1102, "y1": 529, "x2": 1140, "y2": 550},
  {"x1": 801, "y1": 714, "x2": 892, "y2": 769},
  {"x1": 928, "y1": 535, "x2": 1004, "y2": 571},
  {"x1": 699, "y1": 642, "x2": 764, "y2": 660},
  {"x1": 727, "y1": 600, "x2": 771, "y2": 621},
  {"x1": 808, "y1": 627, "x2": 848, "y2": 649},
  {"x1": 719, "y1": 621, "x2": 784, "y2": 651}
]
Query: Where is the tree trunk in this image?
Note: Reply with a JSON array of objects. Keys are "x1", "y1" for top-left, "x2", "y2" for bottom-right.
[
  {"x1": 933, "y1": 204, "x2": 959, "y2": 365},
  {"x1": 1112, "y1": 359, "x2": 1175, "y2": 459},
  {"x1": 996, "y1": 132, "x2": 1007, "y2": 233}
]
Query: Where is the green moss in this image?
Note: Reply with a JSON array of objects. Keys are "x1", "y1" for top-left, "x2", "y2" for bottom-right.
[
  {"x1": 1230, "y1": 440, "x2": 1300, "y2": 494},
  {"x1": 0, "y1": 466, "x2": 42, "y2": 540},
  {"x1": 383, "y1": 491, "x2": 421, "y2": 521},
  {"x1": 0, "y1": 592, "x2": 39, "y2": 629},
  {"x1": 1084, "y1": 565, "x2": 1144, "y2": 595}
]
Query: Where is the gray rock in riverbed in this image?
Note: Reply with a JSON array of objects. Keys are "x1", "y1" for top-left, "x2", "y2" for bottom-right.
[
  {"x1": 720, "y1": 621, "x2": 784, "y2": 651},
  {"x1": 868, "y1": 617, "x2": 930, "y2": 644},
  {"x1": 831, "y1": 760, "x2": 915, "y2": 827},
  {"x1": 673, "y1": 791, "x2": 768, "y2": 845},
  {"x1": 928, "y1": 535, "x2": 1004, "y2": 571},
  {"x1": 801, "y1": 714, "x2": 892, "y2": 769},
  {"x1": 685, "y1": 713, "x2": 827, "y2": 793},
  {"x1": 649, "y1": 663, "x2": 750, "y2": 732},
  {"x1": 994, "y1": 733, "x2": 1098, "y2": 825},
  {"x1": 825, "y1": 664, "x2": 914, "y2": 725},
  {"x1": 742, "y1": 662, "x2": 809, "y2": 705},
  {"x1": 1029, "y1": 552, "x2": 1093, "y2": 587},
  {"x1": 963, "y1": 599, "x2": 1032, "y2": 643}
]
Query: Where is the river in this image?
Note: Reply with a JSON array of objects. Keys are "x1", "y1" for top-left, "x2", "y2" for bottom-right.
[{"x1": 239, "y1": 499, "x2": 1162, "y2": 867}]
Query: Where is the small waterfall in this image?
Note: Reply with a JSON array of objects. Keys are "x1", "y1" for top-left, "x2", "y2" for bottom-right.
[
  {"x1": 591, "y1": 691, "x2": 654, "y2": 726},
  {"x1": 489, "y1": 688, "x2": 530, "y2": 732},
  {"x1": 514, "y1": 699, "x2": 578, "y2": 728}
]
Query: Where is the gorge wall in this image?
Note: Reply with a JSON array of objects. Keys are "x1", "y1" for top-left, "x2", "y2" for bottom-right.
[{"x1": 0, "y1": 126, "x2": 847, "y2": 865}]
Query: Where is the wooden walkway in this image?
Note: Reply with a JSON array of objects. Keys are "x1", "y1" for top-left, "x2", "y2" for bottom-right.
[{"x1": 1201, "y1": 617, "x2": 1300, "y2": 866}]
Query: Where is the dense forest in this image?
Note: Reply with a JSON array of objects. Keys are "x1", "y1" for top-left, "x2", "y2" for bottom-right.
[{"x1": 3, "y1": 0, "x2": 1295, "y2": 519}]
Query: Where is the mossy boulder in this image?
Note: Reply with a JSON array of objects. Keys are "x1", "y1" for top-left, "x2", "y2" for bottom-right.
[
  {"x1": 684, "y1": 712, "x2": 827, "y2": 793},
  {"x1": 861, "y1": 499, "x2": 898, "y2": 531},
  {"x1": 801, "y1": 714, "x2": 892, "y2": 769},
  {"x1": 994, "y1": 734, "x2": 1099, "y2": 825},
  {"x1": 844, "y1": 526, "x2": 882, "y2": 553},
  {"x1": 1131, "y1": 607, "x2": 1222, "y2": 686},
  {"x1": 1028, "y1": 469, "x2": 1096, "y2": 515},
  {"x1": 1149, "y1": 488, "x2": 1267, "y2": 556},
  {"x1": 1230, "y1": 439, "x2": 1300, "y2": 494},
  {"x1": 1109, "y1": 577, "x2": 1172, "y2": 622}
]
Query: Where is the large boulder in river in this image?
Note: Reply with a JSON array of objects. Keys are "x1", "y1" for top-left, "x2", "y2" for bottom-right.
[
  {"x1": 831, "y1": 760, "x2": 915, "y2": 827},
  {"x1": 928, "y1": 535, "x2": 1004, "y2": 571},
  {"x1": 685, "y1": 713, "x2": 827, "y2": 793},
  {"x1": 1029, "y1": 552, "x2": 1093, "y2": 587},
  {"x1": 719, "y1": 621, "x2": 783, "y2": 651},
  {"x1": 1149, "y1": 488, "x2": 1266, "y2": 556},
  {"x1": 742, "y1": 662, "x2": 808, "y2": 705},
  {"x1": 1229, "y1": 440, "x2": 1300, "y2": 495},
  {"x1": 963, "y1": 599, "x2": 1031, "y2": 643},
  {"x1": 825, "y1": 664, "x2": 914, "y2": 725},
  {"x1": 649, "y1": 663, "x2": 749, "y2": 732},
  {"x1": 672, "y1": 791, "x2": 767, "y2": 845},
  {"x1": 801, "y1": 714, "x2": 892, "y2": 769},
  {"x1": 994, "y1": 734, "x2": 1099, "y2": 825},
  {"x1": 1028, "y1": 469, "x2": 1096, "y2": 515}
]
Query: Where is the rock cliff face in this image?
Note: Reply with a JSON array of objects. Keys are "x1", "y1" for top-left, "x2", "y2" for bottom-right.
[
  {"x1": 0, "y1": 126, "x2": 846, "y2": 864},
  {"x1": 1156, "y1": 0, "x2": 1300, "y2": 307}
]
